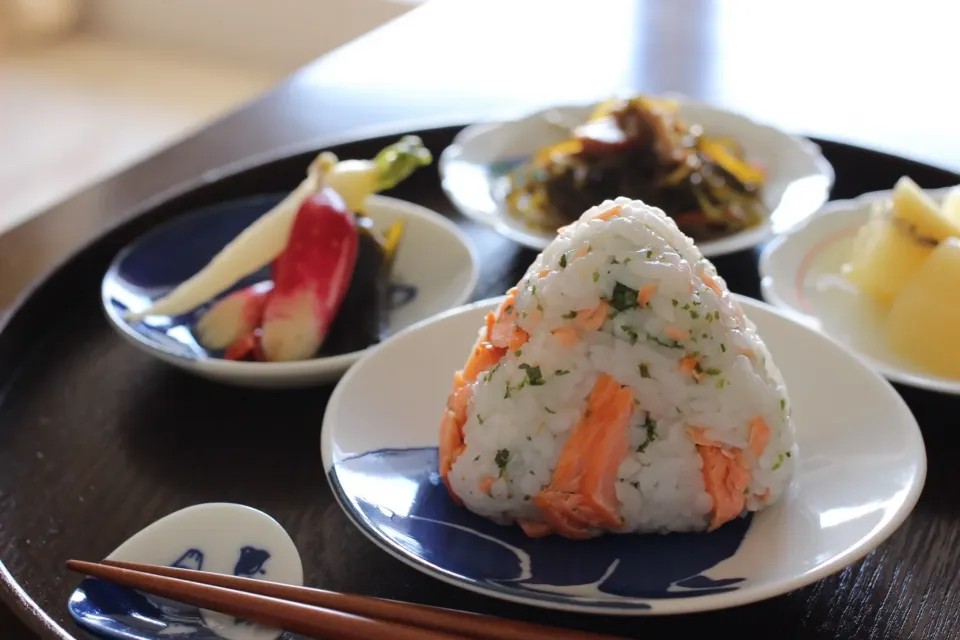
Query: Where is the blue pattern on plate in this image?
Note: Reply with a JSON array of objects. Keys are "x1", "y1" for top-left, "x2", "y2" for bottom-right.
[
  {"x1": 102, "y1": 194, "x2": 418, "y2": 362},
  {"x1": 328, "y1": 447, "x2": 749, "y2": 611},
  {"x1": 68, "y1": 545, "x2": 275, "y2": 639}
]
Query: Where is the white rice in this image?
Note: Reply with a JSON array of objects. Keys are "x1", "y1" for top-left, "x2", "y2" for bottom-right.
[{"x1": 445, "y1": 197, "x2": 797, "y2": 535}]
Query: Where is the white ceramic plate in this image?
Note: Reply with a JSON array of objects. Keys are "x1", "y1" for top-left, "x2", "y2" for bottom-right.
[
  {"x1": 321, "y1": 295, "x2": 925, "y2": 615},
  {"x1": 103, "y1": 195, "x2": 479, "y2": 389},
  {"x1": 439, "y1": 96, "x2": 834, "y2": 256},
  {"x1": 758, "y1": 187, "x2": 960, "y2": 395}
]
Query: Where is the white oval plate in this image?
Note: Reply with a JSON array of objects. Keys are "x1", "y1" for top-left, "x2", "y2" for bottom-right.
[
  {"x1": 439, "y1": 96, "x2": 835, "y2": 256},
  {"x1": 103, "y1": 195, "x2": 479, "y2": 389},
  {"x1": 758, "y1": 187, "x2": 960, "y2": 395},
  {"x1": 321, "y1": 295, "x2": 925, "y2": 615}
]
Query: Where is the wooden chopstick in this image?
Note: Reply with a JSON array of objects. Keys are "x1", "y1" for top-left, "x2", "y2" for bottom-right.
[
  {"x1": 101, "y1": 561, "x2": 619, "y2": 640},
  {"x1": 69, "y1": 559, "x2": 625, "y2": 640}
]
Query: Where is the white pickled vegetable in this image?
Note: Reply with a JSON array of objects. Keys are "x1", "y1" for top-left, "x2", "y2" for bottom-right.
[{"x1": 127, "y1": 154, "x2": 330, "y2": 321}]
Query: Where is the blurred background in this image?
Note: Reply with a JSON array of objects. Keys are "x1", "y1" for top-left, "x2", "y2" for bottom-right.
[{"x1": 0, "y1": 0, "x2": 423, "y2": 235}]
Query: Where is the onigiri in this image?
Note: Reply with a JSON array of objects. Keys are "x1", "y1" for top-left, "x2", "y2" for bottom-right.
[{"x1": 438, "y1": 197, "x2": 796, "y2": 539}]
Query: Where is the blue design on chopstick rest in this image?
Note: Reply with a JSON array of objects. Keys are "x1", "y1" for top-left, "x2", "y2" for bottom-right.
[
  {"x1": 102, "y1": 193, "x2": 416, "y2": 363},
  {"x1": 172, "y1": 548, "x2": 205, "y2": 571},
  {"x1": 68, "y1": 545, "x2": 280, "y2": 640},
  {"x1": 234, "y1": 546, "x2": 271, "y2": 577},
  {"x1": 329, "y1": 447, "x2": 750, "y2": 611},
  {"x1": 69, "y1": 577, "x2": 207, "y2": 639}
]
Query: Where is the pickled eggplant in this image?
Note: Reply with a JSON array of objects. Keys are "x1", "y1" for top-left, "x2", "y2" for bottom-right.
[{"x1": 319, "y1": 215, "x2": 404, "y2": 356}]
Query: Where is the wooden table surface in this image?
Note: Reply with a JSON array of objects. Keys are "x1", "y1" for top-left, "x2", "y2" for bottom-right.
[{"x1": 1, "y1": 0, "x2": 957, "y2": 637}]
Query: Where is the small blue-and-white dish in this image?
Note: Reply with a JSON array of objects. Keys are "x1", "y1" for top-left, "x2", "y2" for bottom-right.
[
  {"x1": 102, "y1": 194, "x2": 478, "y2": 388},
  {"x1": 321, "y1": 296, "x2": 925, "y2": 615},
  {"x1": 68, "y1": 503, "x2": 303, "y2": 640}
]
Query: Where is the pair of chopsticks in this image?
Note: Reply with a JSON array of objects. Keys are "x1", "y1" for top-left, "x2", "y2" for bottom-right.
[{"x1": 67, "y1": 559, "x2": 626, "y2": 640}]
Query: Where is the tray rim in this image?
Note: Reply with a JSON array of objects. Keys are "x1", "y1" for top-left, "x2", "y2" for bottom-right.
[{"x1": 1, "y1": 120, "x2": 958, "y2": 640}]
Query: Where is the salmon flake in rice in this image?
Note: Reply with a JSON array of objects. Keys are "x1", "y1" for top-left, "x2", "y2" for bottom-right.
[{"x1": 438, "y1": 197, "x2": 797, "y2": 538}]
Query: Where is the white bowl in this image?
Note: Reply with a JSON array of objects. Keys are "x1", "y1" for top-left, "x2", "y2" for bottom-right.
[
  {"x1": 439, "y1": 96, "x2": 834, "y2": 256},
  {"x1": 758, "y1": 187, "x2": 960, "y2": 395}
]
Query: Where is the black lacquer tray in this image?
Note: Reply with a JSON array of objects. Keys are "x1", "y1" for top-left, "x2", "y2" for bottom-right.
[{"x1": 3, "y1": 126, "x2": 960, "y2": 640}]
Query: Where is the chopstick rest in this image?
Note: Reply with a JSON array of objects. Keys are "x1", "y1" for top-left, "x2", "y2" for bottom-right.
[{"x1": 68, "y1": 560, "x2": 462, "y2": 640}]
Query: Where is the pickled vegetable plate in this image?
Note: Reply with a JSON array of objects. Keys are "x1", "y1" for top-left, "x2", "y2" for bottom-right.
[{"x1": 103, "y1": 194, "x2": 478, "y2": 388}]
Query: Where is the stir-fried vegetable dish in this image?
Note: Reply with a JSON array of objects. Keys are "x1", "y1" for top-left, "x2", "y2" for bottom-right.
[{"x1": 505, "y1": 96, "x2": 768, "y2": 242}]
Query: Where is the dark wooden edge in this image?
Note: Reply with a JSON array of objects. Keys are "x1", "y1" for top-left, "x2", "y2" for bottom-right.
[
  {"x1": 1, "y1": 120, "x2": 957, "y2": 639},
  {"x1": 0, "y1": 562, "x2": 72, "y2": 640}
]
